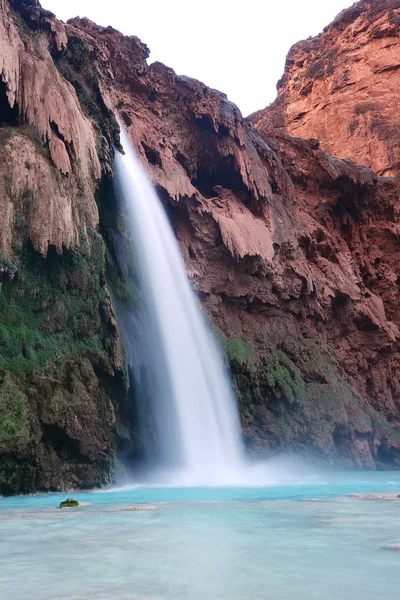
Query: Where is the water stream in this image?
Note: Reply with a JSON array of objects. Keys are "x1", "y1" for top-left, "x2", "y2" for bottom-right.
[{"x1": 114, "y1": 127, "x2": 245, "y2": 485}]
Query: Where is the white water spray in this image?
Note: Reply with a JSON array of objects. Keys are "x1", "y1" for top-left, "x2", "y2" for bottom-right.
[{"x1": 114, "y1": 127, "x2": 246, "y2": 485}]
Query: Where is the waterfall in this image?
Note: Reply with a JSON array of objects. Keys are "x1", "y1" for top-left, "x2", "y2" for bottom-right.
[{"x1": 113, "y1": 127, "x2": 245, "y2": 485}]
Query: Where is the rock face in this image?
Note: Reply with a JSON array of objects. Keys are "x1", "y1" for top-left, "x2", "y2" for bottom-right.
[
  {"x1": 0, "y1": 0, "x2": 131, "y2": 495},
  {"x1": 66, "y1": 16, "x2": 400, "y2": 469},
  {"x1": 2, "y1": 0, "x2": 400, "y2": 494},
  {"x1": 0, "y1": 0, "x2": 101, "y2": 257},
  {"x1": 251, "y1": 0, "x2": 400, "y2": 177}
]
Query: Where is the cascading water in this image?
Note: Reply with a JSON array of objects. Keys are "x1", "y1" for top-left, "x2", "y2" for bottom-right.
[{"x1": 114, "y1": 126, "x2": 245, "y2": 485}]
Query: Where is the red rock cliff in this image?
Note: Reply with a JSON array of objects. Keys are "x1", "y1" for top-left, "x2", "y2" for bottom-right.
[
  {"x1": 2, "y1": 0, "x2": 400, "y2": 493},
  {"x1": 67, "y1": 16, "x2": 400, "y2": 468},
  {"x1": 251, "y1": 0, "x2": 400, "y2": 177}
]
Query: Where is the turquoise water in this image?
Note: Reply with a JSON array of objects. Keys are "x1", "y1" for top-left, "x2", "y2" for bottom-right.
[{"x1": 1, "y1": 472, "x2": 400, "y2": 599}]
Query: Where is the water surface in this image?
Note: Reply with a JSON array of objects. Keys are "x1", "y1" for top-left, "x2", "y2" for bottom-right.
[{"x1": 2, "y1": 472, "x2": 400, "y2": 599}]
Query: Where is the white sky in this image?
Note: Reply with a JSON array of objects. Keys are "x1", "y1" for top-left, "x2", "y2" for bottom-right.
[{"x1": 42, "y1": 0, "x2": 354, "y2": 116}]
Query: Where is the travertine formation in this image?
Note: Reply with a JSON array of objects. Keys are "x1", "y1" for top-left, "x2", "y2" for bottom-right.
[
  {"x1": 0, "y1": 1, "x2": 124, "y2": 494},
  {"x1": 70, "y1": 13, "x2": 400, "y2": 468},
  {"x1": 1, "y1": 0, "x2": 400, "y2": 494},
  {"x1": 0, "y1": 0, "x2": 100, "y2": 256},
  {"x1": 251, "y1": 0, "x2": 400, "y2": 176}
]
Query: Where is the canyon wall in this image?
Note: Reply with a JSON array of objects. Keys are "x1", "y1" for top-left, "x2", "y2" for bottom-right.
[
  {"x1": 0, "y1": 0, "x2": 135, "y2": 494},
  {"x1": 1, "y1": 0, "x2": 400, "y2": 493},
  {"x1": 70, "y1": 12, "x2": 400, "y2": 469},
  {"x1": 251, "y1": 0, "x2": 400, "y2": 176}
]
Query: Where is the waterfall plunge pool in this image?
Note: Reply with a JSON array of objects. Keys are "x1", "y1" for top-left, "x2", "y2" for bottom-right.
[{"x1": 2, "y1": 472, "x2": 400, "y2": 600}]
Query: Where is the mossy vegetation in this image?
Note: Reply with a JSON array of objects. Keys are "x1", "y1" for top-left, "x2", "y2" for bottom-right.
[
  {"x1": 0, "y1": 233, "x2": 109, "y2": 383},
  {"x1": 0, "y1": 219, "x2": 124, "y2": 489},
  {"x1": 213, "y1": 327, "x2": 254, "y2": 366},
  {"x1": 257, "y1": 350, "x2": 306, "y2": 406},
  {"x1": 0, "y1": 126, "x2": 51, "y2": 164},
  {"x1": 0, "y1": 251, "x2": 17, "y2": 279},
  {"x1": 0, "y1": 223, "x2": 128, "y2": 493},
  {"x1": 0, "y1": 373, "x2": 30, "y2": 452},
  {"x1": 10, "y1": 7, "x2": 31, "y2": 40},
  {"x1": 95, "y1": 177, "x2": 140, "y2": 310},
  {"x1": 0, "y1": 459, "x2": 36, "y2": 497},
  {"x1": 59, "y1": 498, "x2": 79, "y2": 508},
  {"x1": 223, "y1": 332, "x2": 381, "y2": 458}
]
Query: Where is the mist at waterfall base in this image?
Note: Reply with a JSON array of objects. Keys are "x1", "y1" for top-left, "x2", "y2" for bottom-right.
[{"x1": 113, "y1": 127, "x2": 305, "y2": 487}]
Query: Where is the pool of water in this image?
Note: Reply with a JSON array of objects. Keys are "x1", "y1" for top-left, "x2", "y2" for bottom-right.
[{"x1": 1, "y1": 472, "x2": 400, "y2": 599}]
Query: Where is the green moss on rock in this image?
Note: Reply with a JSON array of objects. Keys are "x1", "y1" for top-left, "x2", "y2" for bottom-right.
[
  {"x1": 59, "y1": 498, "x2": 79, "y2": 508},
  {"x1": 221, "y1": 331, "x2": 398, "y2": 466},
  {"x1": 0, "y1": 222, "x2": 131, "y2": 495},
  {"x1": 0, "y1": 373, "x2": 30, "y2": 452},
  {"x1": 0, "y1": 236, "x2": 108, "y2": 380},
  {"x1": 213, "y1": 327, "x2": 254, "y2": 366}
]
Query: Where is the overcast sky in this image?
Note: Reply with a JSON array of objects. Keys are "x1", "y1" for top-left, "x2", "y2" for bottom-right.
[{"x1": 42, "y1": 0, "x2": 354, "y2": 116}]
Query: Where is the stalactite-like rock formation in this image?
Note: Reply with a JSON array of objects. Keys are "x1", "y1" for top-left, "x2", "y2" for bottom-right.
[{"x1": 1, "y1": 0, "x2": 400, "y2": 494}]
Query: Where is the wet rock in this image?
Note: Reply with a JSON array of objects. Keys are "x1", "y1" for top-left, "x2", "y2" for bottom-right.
[
  {"x1": 2, "y1": 0, "x2": 400, "y2": 486},
  {"x1": 59, "y1": 498, "x2": 79, "y2": 508},
  {"x1": 70, "y1": 7, "x2": 400, "y2": 469}
]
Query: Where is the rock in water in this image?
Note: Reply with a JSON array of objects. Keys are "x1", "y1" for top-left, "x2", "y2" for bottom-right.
[{"x1": 59, "y1": 498, "x2": 79, "y2": 508}]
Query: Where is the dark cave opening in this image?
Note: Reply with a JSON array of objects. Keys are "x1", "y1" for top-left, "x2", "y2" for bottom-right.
[
  {"x1": 42, "y1": 424, "x2": 85, "y2": 462},
  {"x1": 333, "y1": 191, "x2": 361, "y2": 222},
  {"x1": 193, "y1": 156, "x2": 247, "y2": 198},
  {"x1": 331, "y1": 292, "x2": 349, "y2": 319},
  {"x1": 142, "y1": 142, "x2": 162, "y2": 168},
  {"x1": 218, "y1": 124, "x2": 230, "y2": 137},
  {"x1": 0, "y1": 80, "x2": 19, "y2": 126},
  {"x1": 376, "y1": 444, "x2": 400, "y2": 468}
]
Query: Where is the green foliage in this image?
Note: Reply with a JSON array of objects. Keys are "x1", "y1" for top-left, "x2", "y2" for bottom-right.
[
  {"x1": 95, "y1": 177, "x2": 140, "y2": 309},
  {"x1": 11, "y1": 9, "x2": 31, "y2": 37},
  {"x1": 19, "y1": 125, "x2": 51, "y2": 161},
  {"x1": 213, "y1": 327, "x2": 253, "y2": 366},
  {"x1": 56, "y1": 39, "x2": 97, "y2": 105},
  {"x1": 1, "y1": 126, "x2": 50, "y2": 163},
  {"x1": 56, "y1": 40, "x2": 103, "y2": 123},
  {"x1": 0, "y1": 459, "x2": 36, "y2": 496},
  {"x1": 110, "y1": 115, "x2": 122, "y2": 152},
  {"x1": 0, "y1": 251, "x2": 17, "y2": 278},
  {"x1": 0, "y1": 129, "x2": 14, "y2": 145},
  {"x1": 258, "y1": 350, "x2": 306, "y2": 405},
  {"x1": 77, "y1": 179, "x2": 85, "y2": 198},
  {"x1": 22, "y1": 187, "x2": 32, "y2": 201},
  {"x1": 225, "y1": 338, "x2": 253, "y2": 365},
  {"x1": 0, "y1": 373, "x2": 30, "y2": 451},
  {"x1": 0, "y1": 234, "x2": 108, "y2": 384},
  {"x1": 107, "y1": 267, "x2": 139, "y2": 308},
  {"x1": 59, "y1": 499, "x2": 79, "y2": 508}
]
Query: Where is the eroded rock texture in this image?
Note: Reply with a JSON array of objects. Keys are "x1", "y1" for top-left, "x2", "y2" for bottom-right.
[
  {"x1": 69, "y1": 15, "x2": 400, "y2": 469},
  {"x1": 0, "y1": 0, "x2": 101, "y2": 256},
  {"x1": 251, "y1": 0, "x2": 400, "y2": 176},
  {"x1": 1, "y1": 0, "x2": 400, "y2": 494},
  {"x1": 0, "y1": 0, "x2": 129, "y2": 494}
]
